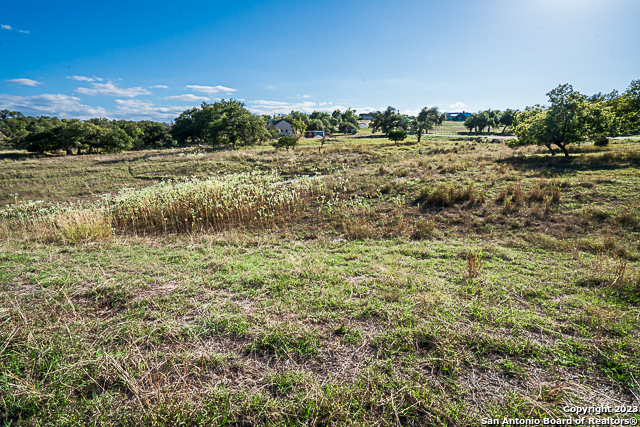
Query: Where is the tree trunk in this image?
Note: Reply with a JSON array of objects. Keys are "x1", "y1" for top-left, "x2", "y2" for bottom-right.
[
  {"x1": 417, "y1": 132, "x2": 422, "y2": 142},
  {"x1": 555, "y1": 142, "x2": 570, "y2": 157},
  {"x1": 77, "y1": 148, "x2": 82, "y2": 155},
  {"x1": 502, "y1": 125, "x2": 507, "y2": 134},
  {"x1": 66, "y1": 148, "x2": 73, "y2": 155},
  {"x1": 545, "y1": 143, "x2": 556, "y2": 156}
]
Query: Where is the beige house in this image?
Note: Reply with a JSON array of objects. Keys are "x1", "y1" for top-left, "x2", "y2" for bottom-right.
[{"x1": 274, "y1": 120, "x2": 294, "y2": 136}]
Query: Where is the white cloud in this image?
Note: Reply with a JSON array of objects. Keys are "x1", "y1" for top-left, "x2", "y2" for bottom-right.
[
  {"x1": 114, "y1": 99, "x2": 189, "y2": 121},
  {"x1": 246, "y1": 100, "x2": 346, "y2": 115},
  {"x1": 353, "y1": 107, "x2": 376, "y2": 113},
  {"x1": 75, "y1": 82, "x2": 151, "y2": 97},
  {"x1": 2, "y1": 25, "x2": 29, "y2": 33},
  {"x1": 0, "y1": 93, "x2": 107, "y2": 119},
  {"x1": 67, "y1": 75, "x2": 96, "y2": 82},
  {"x1": 298, "y1": 94, "x2": 310, "y2": 98},
  {"x1": 186, "y1": 85, "x2": 237, "y2": 94},
  {"x1": 6, "y1": 78, "x2": 43, "y2": 87},
  {"x1": 267, "y1": 85, "x2": 276, "y2": 90},
  {"x1": 150, "y1": 85, "x2": 169, "y2": 89},
  {"x1": 164, "y1": 94, "x2": 210, "y2": 102},
  {"x1": 449, "y1": 102, "x2": 466, "y2": 110}
]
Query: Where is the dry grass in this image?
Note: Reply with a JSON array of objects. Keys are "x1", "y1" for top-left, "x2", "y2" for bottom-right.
[{"x1": 1, "y1": 137, "x2": 640, "y2": 425}]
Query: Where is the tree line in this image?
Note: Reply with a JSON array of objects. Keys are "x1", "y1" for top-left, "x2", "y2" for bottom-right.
[
  {"x1": 0, "y1": 110, "x2": 170, "y2": 155},
  {"x1": 463, "y1": 110, "x2": 516, "y2": 134},
  {"x1": 511, "y1": 79, "x2": 640, "y2": 157},
  {"x1": 1, "y1": 78, "x2": 638, "y2": 156},
  {"x1": 366, "y1": 106, "x2": 445, "y2": 142}
]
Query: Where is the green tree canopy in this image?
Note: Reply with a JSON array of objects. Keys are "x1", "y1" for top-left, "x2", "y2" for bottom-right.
[
  {"x1": 205, "y1": 100, "x2": 269, "y2": 149},
  {"x1": 410, "y1": 107, "x2": 444, "y2": 142},
  {"x1": 171, "y1": 100, "x2": 268, "y2": 149},
  {"x1": 512, "y1": 84, "x2": 615, "y2": 157},
  {"x1": 610, "y1": 79, "x2": 640, "y2": 134},
  {"x1": 388, "y1": 129, "x2": 407, "y2": 145},
  {"x1": 370, "y1": 107, "x2": 405, "y2": 134}
]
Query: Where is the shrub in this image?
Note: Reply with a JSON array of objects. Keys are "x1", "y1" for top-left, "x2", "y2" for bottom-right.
[
  {"x1": 271, "y1": 135, "x2": 299, "y2": 151},
  {"x1": 411, "y1": 218, "x2": 436, "y2": 239},
  {"x1": 594, "y1": 137, "x2": 609, "y2": 147},
  {"x1": 416, "y1": 183, "x2": 484, "y2": 207},
  {"x1": 388, "y1": 130, "x2": 407, "y2": 145}
]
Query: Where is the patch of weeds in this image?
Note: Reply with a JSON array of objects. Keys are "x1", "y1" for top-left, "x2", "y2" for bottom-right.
[
  {"x1": 265, "y1": 371, "x2": 310, "y2": 396},
  {"x1": 596, "y1": 340, "x2": 640, "y2": 385},
  {"x1": 245, "y1": 326, "x2": 319, "y2": 357},
  {"x1": 334, "y1": 324, "x2": 363, "y2": 344},
  {"x1": 548, "y1": 339, "x2": 588, "y2": 368},
  {"x1": 373, "y1": 325, "x2": 442, "y2": 355},
  {"x1": 416, "y1": 182, "x2": 485, "y2": 207},
  {"x1": 80, "y1": 282, "x2": 134, "y2": 308},
  {"x1": 195, "y1": 352, "x2": 233, "y2": 369},
  {"x1": 396, "y1": 168, "x2": 409, "y2": 177},
  {"x1": 377, "y1": 165, "x2": 390, "y2": 175},
  {"x1": 467, "y1": 331, "x2": 541, "y2": 359},
  {"x1": 379, "y1": 182, "x2": 393, "y2": 194},
  {"x1": 411, "y1": 218, "x2": 436, "y2": 240},
  {"x1": 196, "y1": 313, "x2": 250, "y2": 337},
  {"x1": 613, "y1": 207, "x2": 639, "y2": 230},
  {"x1": 496, "y1": 359, "x2": 526, "y2": 378},
  {"x1": 342, "y1": 217, "x2": 377, "y2": 240},
  {"x1": 466, "y1": 248, "x2": 483, "y2": 279}
]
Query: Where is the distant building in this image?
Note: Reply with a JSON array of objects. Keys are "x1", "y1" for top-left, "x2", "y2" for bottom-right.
[
  {"x1": 446, "y1": 111, "x2": 471, "y2": 121},
  {"x1": 305, "y1": 130, "x2": 325, "y2": 138},
  {"x1": 359, "y1": 113, "x2": 373, "y2": 120},
  {"x1": 273, "y1": 119, "x2": 294, "y2": 136}
]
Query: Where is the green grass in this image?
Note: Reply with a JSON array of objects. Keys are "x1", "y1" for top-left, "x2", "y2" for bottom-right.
[{"x1": 1, "y1": 137, "x2": 639, "y2": 425}]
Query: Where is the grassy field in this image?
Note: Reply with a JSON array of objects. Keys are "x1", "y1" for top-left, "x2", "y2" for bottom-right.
[{"x1": 1, "y1": 136, "x2": 639, "y2": 426}]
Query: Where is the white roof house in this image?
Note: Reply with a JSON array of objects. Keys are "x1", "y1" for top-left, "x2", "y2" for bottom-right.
[{"x1": 273, "y1": 120, "x2": 294, "y2": 136}]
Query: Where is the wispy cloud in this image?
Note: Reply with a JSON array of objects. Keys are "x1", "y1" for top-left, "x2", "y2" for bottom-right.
[
  {"x1": 186, "y1": 85, "x2": 237, "y2": 94},
  {"x1": 0, "y1": 93, "x2": 107, "y2": 119},
  {"x1": 75, "y1": 82, "x2": 151, "y2": 97},
  {"x1": 2, "y1": 24, "x2": 29, "y2": 33},
  {"x1": 150, "y1": 85, "x2": 169, "y2": 89},
  {"x1": 449, "y1": 102, "x2": 466, "y2": 110},
  {"x1": 164, "y1": 94, "x2": 210, "y2": 102},
  {"x1": 267, "y1": 85, "x2": 276, "y2": 90},
  {"x1": 67, "y1": 75, "x2": 104, "y2": 82},
  {"x1": 5, "y1": 78, "x2": 43, "y2": 87},
  {"x1": 298, "y1": 94, "x2": 311, "y2": 99},
  {"x1": 246, "y1": 100, "x2": 346, "y2": 115}
]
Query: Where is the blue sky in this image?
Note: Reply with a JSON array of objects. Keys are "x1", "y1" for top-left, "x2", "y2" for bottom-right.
[{"x1": 1, "y1": 0, "x2": 638, "y2": 121}]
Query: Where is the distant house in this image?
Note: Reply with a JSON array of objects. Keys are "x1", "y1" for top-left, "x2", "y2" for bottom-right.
[
  {"x1": 359, "y1": 113, "x2": 373, "y2": 120},
  {"x1": 305, "y1": 130, "x2": 325, "y2": 138},
  {"x1": 446, "y1": 111, "x2": 471, "y2": 122},
  {"x1": 273, "y1": 120, "x2": 294, "y2": 136}
]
